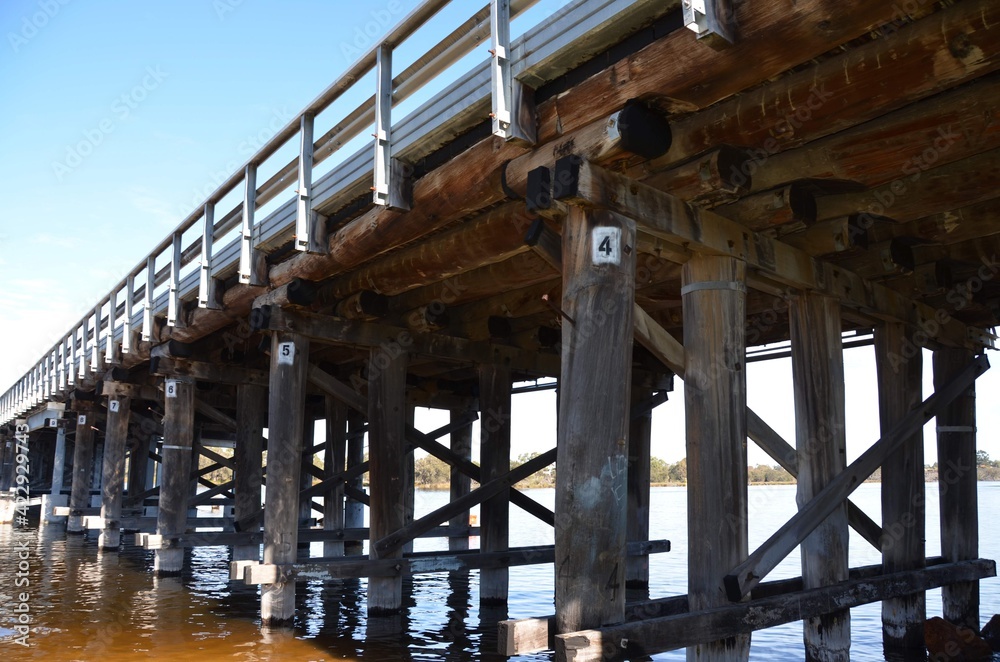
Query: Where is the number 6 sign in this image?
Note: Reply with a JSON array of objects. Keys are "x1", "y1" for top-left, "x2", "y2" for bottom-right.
[{"x1": 165, "y1": 379, "x2": 179, "y2": 399}]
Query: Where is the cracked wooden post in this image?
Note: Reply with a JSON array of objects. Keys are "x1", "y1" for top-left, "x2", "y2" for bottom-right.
[
  {"x1": 367, "y1": 346, "x2": 407, "y2": 615},
  {"x1": 626, "y1": 382, "x2": 652, "y2": 592},
  {"x1": 128, "y1": 431, "x2": 151, "y2": 508},
  {"x1": 554, "y1": 207, "x2": 635, "y2": 635},
  {"x1": 344, "y1": 408, "x2": 366, "y2": 556},
  {"x1": 324, "y1": 396, "x2": 347, "y2": 558},
  {"x1": 875, "y1": 323, "x2": 926, "y2": 655},
  {"x1": 98, "y1": 387, "x2": 131, "y2": 550},
  {"x1": 789, "y1": 293, "x2": 850, "y2": 662},
  {"x1": 234, "y1": 383, "x2": 266, "y2": 561},
  {"x1": 449, "y1": 407, "x2": 473, "y2": 553},
  {"x1": 155, "y1": 376, "x2": 195, "y2": 575},
  {"x1": 261, "y1": 332, "x2": 310, "y2": 627},
  {"x1": 67, "y1": 400, "x2": 97, "y2": 534},
  {"x1": 480, "y1": 362, "x2": 511, "y2": 605},
  {"x1": 934, "y1": 347, "x2": 979, "y2": 629},
  {"x1": 683, "y1": 253, "x2": 749, "y2": 662}
]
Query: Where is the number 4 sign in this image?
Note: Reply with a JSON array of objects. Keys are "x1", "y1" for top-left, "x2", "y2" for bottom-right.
[{"x1": 592, "y1": 227, "x2": 621, "y2": 265}]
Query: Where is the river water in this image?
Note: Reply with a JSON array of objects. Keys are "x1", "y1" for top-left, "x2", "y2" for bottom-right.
[{"x1": 0, "y1": 483, "x2": 997, "y2": 660}]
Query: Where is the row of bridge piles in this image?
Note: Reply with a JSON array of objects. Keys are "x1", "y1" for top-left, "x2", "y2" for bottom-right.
[{"x1": 0, "y1": 216, "x2": 987, "y2": 660}]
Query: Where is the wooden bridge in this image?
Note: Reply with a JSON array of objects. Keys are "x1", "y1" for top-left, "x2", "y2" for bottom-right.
[{"x1": 2, "y1": 0, "x2": 999, "y2": 658}]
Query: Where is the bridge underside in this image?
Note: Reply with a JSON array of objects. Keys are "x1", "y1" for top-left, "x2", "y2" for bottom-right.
[{"x1": 3, "y1": 0, "x2": 1000, "y2": 659}]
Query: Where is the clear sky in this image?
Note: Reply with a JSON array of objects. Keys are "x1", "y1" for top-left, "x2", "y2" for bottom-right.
[{"x1": 2, "y1": 0, "x2": 998, "y2": 468}]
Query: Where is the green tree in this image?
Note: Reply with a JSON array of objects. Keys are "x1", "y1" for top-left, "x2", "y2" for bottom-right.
[{"x1": 414, "y1": 454, "x2": 450, "y2": 487}]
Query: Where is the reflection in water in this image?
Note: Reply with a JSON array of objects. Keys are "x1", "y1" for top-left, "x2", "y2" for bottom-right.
[{"x1": 0, "y1": 485, "x2": 997, "y2": 660}]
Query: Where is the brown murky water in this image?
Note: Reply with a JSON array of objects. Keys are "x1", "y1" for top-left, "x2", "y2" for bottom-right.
[{"x1": 1, "y1": 486, "x2": 998, "y2": 660}]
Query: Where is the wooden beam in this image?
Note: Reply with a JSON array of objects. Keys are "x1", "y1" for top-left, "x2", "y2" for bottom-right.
[
  {"x1": 322, "y1": 202, "x2": 534, "y2": 299},
  {"x1": 876, "y1": 323, "x2": 927, "y2": 654},
  {"x1": 155, "y1": 377, "x2": 195, "y2": 575},
  {"x1": 259, "y1": 306, "x2": 559, "y2": 375},
  {"x1": 152, "y1": 357, "x2": 268, "y2": 387},
  {"x1": 645, "y1": 0, "x2": 1000, "y2": 179},
  {"x1": 682, "y1": 254, "x2": 749, "y2": 661},
  {"x1": 934, "y1": 347, "x2": 981, "y2": 630},
  {"x1": 261, "y1": 332, "x2": 310, "y2": 627},
  {"x1": 789, "y1": 293, "x2": 850, "y2": 660},
  {"x1": 554, "y1": 560, "x2": 997, "y2": 661},
  {"x1": 567, "y1": 159, "x2": 988, "y2": 350},
  {"x1": 367, "y1": 346, "x2": 408, "y2": 615},
  {"x1": 724, "y1": 354, "x2": 989, "y2": 601},
  {"x1": 372, "y1": 448, "x2": 556, "y2": 559},
  {"x1": 479, "y1": 362, "x2": 511, "y2": 605},
  {"x1": 195, "y1": 400, "x2": 237, "y2": 431}
]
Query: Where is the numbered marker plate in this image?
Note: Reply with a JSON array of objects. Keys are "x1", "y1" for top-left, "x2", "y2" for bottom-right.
[
  {"x1": 277, "y1": 341, "x2": 296, "y2": 365},
  {"x1": 592, "y1": 227, "x2": 621, "y2": 265},
  {"x1": 165, "y1": 379, "x2": 179, "y2": 399},
  {"x1": 109, "y1": 400, "x2": 120, "y2": 413},
  {"x1": 77, "y1": 415, "x2": 87, "y2": 425}
]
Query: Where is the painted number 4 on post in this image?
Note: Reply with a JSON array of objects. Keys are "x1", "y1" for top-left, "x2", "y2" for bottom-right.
[{"x1": 592, "y1": 227, "x2": 621, "y2": 265}]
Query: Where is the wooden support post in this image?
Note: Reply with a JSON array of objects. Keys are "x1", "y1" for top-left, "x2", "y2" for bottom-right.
[
  {"x1": 934, "y1": 347, "x2": 980, "y2": 629},
  {"x1": 324, "y1": 396, "x2": 347, "y2": 558},
  {"x1": 480, "y1": 363, "x2": 511, "y2": 605},
  {"x1": 402, "y1": 405, "x2": 416, "y2": 555},
  {"x1": 98, "y1": 392, "x2": 131, "y2": 550},
  {"x1": 299, "y1": 410, "x2": 316, "y2": 556},
  {"x1": 875, "y1": 323, "x2": 926, "y2": 654},
  {"x1": 682, "y1": 253, "x2": 749, "y2": 661},
  {"x1": 127, "y1": 432, "x2": 151, "y2": 505},
  {"x1": 234, "y1": 383, "x2": 266, "y2": 561},
  {"x1": 789, "y1": 293, "x2": 850, "y2": 662},
  {"x1": 367, "y1": 347, "x2": 407, "y2": 615},
  {"x1": 67, "y1": 402, "x2": 97, "y2": 534},
  {"x1": 155, "y1": 377, "x2": 195, "y2": 574},
  {"x1": 44, "y1": 419, "x2": 69, "y2": 524},
  {"x1": 345, "y1": 409, "x2": 366, "y2": 556},
  {"x1": 626, "y1": 383, "x2": 652, "y2": 591},
  {"x1": 449, "y1": 407, "x2": 473, "y2": 553},
  {"x1": 555, "y1": 207, "x2": 636, "y2": 634},
  {"x1": 261, "y1": 332, "x2": 310, "y2": 627}
]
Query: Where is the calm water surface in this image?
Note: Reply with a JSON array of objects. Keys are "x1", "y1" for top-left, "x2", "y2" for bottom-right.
[{"x1": 1, "y1": 483, "x2": 998, "y2": 660}]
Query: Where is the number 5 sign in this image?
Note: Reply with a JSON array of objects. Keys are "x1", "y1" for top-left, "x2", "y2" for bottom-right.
[
  {"x1": 592, "y1": 227, "x2": 621, "y2": 265},
  {"x1": 277, "y1": 341, "x2": 296, "y2": 365}
]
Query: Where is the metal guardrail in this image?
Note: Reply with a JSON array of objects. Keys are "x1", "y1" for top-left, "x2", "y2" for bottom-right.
[{"x1": 0, "y1": 0, "x2": 669, "y2": 424}]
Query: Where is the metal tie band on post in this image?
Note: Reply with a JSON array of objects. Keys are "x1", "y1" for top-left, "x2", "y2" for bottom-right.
[
  {"x1": 936, "y1": 426, "x2": 976, "y2": 433},
  {"x1": 680, "y1": 281, "x2": 747, "y2": 296}
]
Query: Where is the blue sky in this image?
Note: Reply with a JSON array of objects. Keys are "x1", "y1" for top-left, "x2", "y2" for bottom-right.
[{"x1": 2, "y1": 0, "x2": 998, "y2": 468}]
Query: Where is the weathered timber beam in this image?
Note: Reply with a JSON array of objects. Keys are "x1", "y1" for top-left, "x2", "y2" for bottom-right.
[
  {"x1": 146, "y1": 526, "x2": 481, "y2": 551},
  {"x1": 372, "y1": 448, "x2": 557, "y2": 558},
  {"x1": 868, "y1": 197, "x2": 1000, "y2": 247},
  {"x1": 195, "y1": 401, "x2": 237, "y2": 430},
  {"x1": 258, "y1": 306, "x2": 559, "y2": 375},
  {"x1": 642, "y1": 0, "x2": 1000, "y2": 181},
  {"x1": 252, "y1": 278, "x2": 318, "y2": 309},
  {"x1": 749, "y1": 73, "x2": 1000, "y2": 194},
  {"x1": 243, "y1": 540, "x2": 669, "y2": 585},
  {"x1": 815, "y1": 147, "x2": 1000, "y2": 225},
  {"x1": 500, "y1": 557, "x2": 945, "y2": 656},
  {"x1": 151, "y1": 357, "x2": 268, "y2": 387},
  {"x1": 189, "y1": 479, "x2": 235, "y2": 507},
  {"x1": 321, "y1": 202, "x2": 535, "y2": 300},
  {"x1": 567, "y1": 160, "x2": 988, "y2": 349},
  {"x1": 724, "y1": 355, "x2": 989, "y2": 600},
  {"x1": 746, "y1": 409, "x2": 882, "y2": 550},
  {"x1": 555, "y1": 559, "x2": 997, "y2": 661}
]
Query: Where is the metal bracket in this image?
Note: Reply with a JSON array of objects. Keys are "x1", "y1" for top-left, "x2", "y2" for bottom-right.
[
  {"x1": 199, "y1": 202, "x2": 221, "y2": 309},
  {"x1": 683, "y1": 0, "x2": 735, "y2": 48},
  {"x1": 142, "y1": 255, "x2": 155, "y2": 341},
  {"x1": 167, "y1": 232, "x2": 184, "y2": 328},
  {"x1": 373, "y1": 45, "x2": 411, "y2": 211},
  {"x1": 239, "y1": 163, "x2": 265, "y2": 286},
  {"x1": 296, "y1": 113, "x2": 328, "y2": 253},
  {"x1": 490, "y1": 0, "x2": 513, "y2": 137}
]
